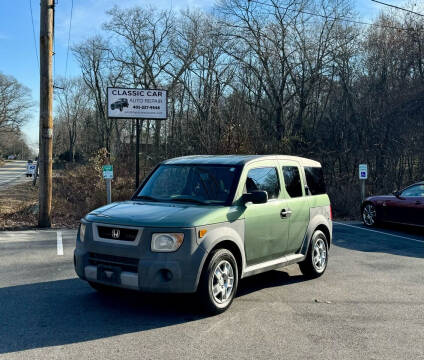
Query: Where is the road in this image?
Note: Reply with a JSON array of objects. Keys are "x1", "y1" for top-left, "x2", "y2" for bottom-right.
[
  {"x1": 0, "y1": 223, "x2": 423, "y2": 359},
  {"x1": 0, "y1": 160, "x2": 29, "y2": 191}
]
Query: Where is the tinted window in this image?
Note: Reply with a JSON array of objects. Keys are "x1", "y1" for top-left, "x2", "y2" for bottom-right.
[
  {"x1": 401, "y1": 185, "x2": 424, "y2": 197},
  {"x1": 282, "y1": 166, "x2": 303, "y2": 198},
  {"x1": 304, "y1": 166, "x2": 326, "y2": 195},
  {"x1": 136, "y1": 165, "x2": 240, "y2": 205},
  {"x1": 245, "y1": 167, "x2": 280, "y2": 199}
]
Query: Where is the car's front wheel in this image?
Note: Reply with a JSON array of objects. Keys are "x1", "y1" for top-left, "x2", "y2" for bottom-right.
[
  {"x1": 198, "y1": 248, "x2": 239, "y2": 314},
  {"x1": 299, "y1": 230, "x2": 328, "y2": 278},
  {"x1": 362, "y1": 203, "x2": 377, "y2": 227}
]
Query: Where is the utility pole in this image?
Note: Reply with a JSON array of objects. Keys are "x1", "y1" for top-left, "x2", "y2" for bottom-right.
[
  {"x1": 135, "y1": 119, "x2": 140, "y2": 189},
  {"x1": 38, "y1": 0, "x2": 54, "y2": 228}
]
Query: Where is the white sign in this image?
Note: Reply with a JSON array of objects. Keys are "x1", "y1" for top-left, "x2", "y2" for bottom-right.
[
  {"x1": 102, "y1": 165, "x2": 113, "y2": 179},
  {"x1": 107, "y1": 87, "x2": 167, "y2": 119},
  {"x1": 359, "y1": 164, "x2": 368, "y2": 180}
]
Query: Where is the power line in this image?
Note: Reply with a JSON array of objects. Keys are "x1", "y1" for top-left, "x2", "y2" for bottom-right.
[
  {"x1": 247, "y1": 0, "x2": 412, "y2": 32},
  {"x1": 370, "y1": 0, "x2": 424, "y2": 18},
  {"x1": 29, "y1": 0, "x2": 39, "y2": 70},
  {"x1": 65, "y1": 0, "x2": 74, "y2": 79}
]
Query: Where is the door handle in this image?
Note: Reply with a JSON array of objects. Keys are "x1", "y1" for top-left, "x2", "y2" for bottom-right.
[
  {"x1": 281, "y1": 209, "x2": 292, "y2": 218},
  {"x1": 416, "y1": 201, "x2": 421, "y2": 205}
]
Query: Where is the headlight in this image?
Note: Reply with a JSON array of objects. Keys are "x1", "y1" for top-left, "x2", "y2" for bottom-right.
[
  {"x1": 151, "y1": 233, "x2": 184, "y2": 252},
  {"x1": 79, "y1": 223, "x2": 86, "y2": 242}
]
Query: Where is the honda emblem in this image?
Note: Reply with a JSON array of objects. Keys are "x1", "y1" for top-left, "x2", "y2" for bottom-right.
[{"x1": 111, "y1": 229, "x2": 120, "y2": 239}]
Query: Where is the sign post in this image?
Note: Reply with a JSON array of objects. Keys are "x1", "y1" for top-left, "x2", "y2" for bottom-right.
[
  {"x1": 359, "y1": 164, "x2": 368, "y2": 201},
  {"x1": 102, "y1": 165, "x2": 113, "y2": 204},
  {"x1": 107, "y1": 87, "x2": 168, "y2": 189}
]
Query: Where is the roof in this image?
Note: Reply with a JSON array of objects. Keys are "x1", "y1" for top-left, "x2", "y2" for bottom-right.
[{"x1": 162, "y1": 155, "x2": 321, "y2": 167}]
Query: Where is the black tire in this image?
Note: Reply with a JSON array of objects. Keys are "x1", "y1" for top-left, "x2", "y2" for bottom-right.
[
  {"x1": 198, "y1": 248, "x2": 239, "y2": 315},
  {"x1": 299, "y1": 230, "x2": 328, "y2": 278},
  {"x1": 362, "y1": 203, "x2": 377, "y2": 227},
  {"x1": 88, "y1": 281, "x2": 119, "y2": 294}
]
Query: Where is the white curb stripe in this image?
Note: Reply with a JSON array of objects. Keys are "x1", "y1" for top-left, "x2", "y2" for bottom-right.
[
  {"x1": 333, "y1": 222, "x2": 424, "y2": 244},
  {"x1": 57, "y1": 231, "x2": 64, "y2": 255}
]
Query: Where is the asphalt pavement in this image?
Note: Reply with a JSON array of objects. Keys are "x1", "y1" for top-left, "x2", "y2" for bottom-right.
[
  {"x1": 0, "y1": 161, "x2": 29, "y2": 191},
  {"x1": 0, "y1": 223, "x2": 423, "y2": 359}
]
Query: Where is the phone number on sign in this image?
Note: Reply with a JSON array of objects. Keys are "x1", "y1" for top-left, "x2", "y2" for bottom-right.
[{"x1": 132, "y1": 105, "x2": 161, "y2": 110}]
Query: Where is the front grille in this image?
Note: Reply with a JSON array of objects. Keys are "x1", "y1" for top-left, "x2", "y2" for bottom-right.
[
  {"x1": 88, "y1": 253, "x2": 139, "y2": 273},
  {"x1": 97, "y1": 226, "x2": 138, "y2": 241}
]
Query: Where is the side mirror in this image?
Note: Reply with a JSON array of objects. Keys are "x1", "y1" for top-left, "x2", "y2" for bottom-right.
[
  {"x1": 393, "y1": 190, "x2": 401, "y2": 198},
  {"x1": 242, "y1": 190, "x2": 268, "y2": 205}
]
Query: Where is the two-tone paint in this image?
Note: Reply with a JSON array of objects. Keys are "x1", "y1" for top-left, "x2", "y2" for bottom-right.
[{"x1": 74, "y1": 155, "x2": 332, "y2": 293}]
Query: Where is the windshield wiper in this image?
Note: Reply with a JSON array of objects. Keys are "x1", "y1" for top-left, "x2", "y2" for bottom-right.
[
  {"x1": 169, "y1": 197, "x2": 207, "y2": 205},
  {"x1": 134, "y1": 195, "x2": 160, "y2": 202}
]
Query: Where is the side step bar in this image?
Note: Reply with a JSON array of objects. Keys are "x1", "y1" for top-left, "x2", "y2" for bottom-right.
[{"x1": 242, "y1": 253, "x2": 305, "y2": 278}]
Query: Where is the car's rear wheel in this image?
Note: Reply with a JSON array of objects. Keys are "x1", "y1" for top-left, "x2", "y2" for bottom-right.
[
  {"x1": 198, "y1": 248, "x2": 238, "y2": 314},
  {"x1": 362, "y1": 203, "x2": 377, "y2": 227},
  {"x1": 299, "y1": 230, "x2": 328, "y2": 278}
]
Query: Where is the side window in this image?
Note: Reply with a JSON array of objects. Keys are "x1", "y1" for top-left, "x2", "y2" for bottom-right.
[
  {"x1": 282, "y1": 166, "x2": 303, "y2": 198},
  {"x1": 245, "y1": 167, "x2": 280, "y2": 199},
  {"x1": 401, "y1": 185, "x2": 424, "y2": 197},
  {"x1": 304, "y1": 166, "x2": 326, "y2": 195}
]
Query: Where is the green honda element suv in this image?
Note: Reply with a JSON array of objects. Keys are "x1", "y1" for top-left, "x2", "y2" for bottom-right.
[{"x1": 74, "y1": 155, "x2": 332, "y2": 313}]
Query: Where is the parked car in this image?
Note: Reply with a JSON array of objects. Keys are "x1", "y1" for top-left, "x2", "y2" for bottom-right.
[
  {"x1": 74, "y1": 155, "x2": 332, "y2": 313},
  {"x1": 361, "y1": 182, "x2": 424, "y2": 227},
  {"x1": 110, "y1": 98, "x2": 129, "y2": 111},
  {"x1": 7, "y1": 155, "x2": 16, "y2": 160}
]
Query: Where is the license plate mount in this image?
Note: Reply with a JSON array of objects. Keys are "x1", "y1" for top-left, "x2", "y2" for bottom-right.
[{"x1": 97, "y1": 264, "x2": 121, "y2": 285}]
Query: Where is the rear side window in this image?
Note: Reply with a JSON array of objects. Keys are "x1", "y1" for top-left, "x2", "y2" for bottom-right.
[
  {"x1": 304, "y1": 166, "x2": 326, "y2": 195},
  {"x1": 282, "y1": 166, "x2": 303, "y2": 198},
  {"x1": 245, "y1": 167, "x2": 280, "y2": 199}
]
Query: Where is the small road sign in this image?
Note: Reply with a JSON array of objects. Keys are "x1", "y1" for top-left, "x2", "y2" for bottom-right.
[
  {"x1": 102, "y1": 165, "x2": 113, "y2": 179},
  {"x1": 359, "y1": 164, "x2": 368, "y2": 180}
]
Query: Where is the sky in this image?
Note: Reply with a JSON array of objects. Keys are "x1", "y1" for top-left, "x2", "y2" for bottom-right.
[{"x1": 0, "y1": 0, "x2": 409, "y2": 150}]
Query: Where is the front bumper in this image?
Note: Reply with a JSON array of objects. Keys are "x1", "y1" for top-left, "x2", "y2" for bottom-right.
[{"x1": 74, "y1": 223, "x2": 207, "y2": 293}]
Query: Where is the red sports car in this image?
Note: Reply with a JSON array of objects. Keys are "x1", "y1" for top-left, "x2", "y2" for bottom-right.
[{"x1": 361, "y1": 182, "x2": 424, "y2": 227}]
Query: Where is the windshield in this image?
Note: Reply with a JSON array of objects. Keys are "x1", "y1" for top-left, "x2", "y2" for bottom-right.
[{"x1": 134, "y1": 164, "x2": 241, "y2": 205}]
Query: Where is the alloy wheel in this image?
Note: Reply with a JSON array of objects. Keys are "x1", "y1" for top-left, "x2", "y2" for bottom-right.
[
  {"x1": 312, "y1": 238, "x2": 327, "y2": 272},
  {"x1": 211, "y1": 260, "x2": 235, "y2": 305},
  {"x1": 363, "y1": 204, "x2": 376, "y2": 226}
]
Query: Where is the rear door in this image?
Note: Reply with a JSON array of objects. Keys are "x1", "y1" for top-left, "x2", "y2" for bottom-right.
[{"x1": 279, "y1": 160, "x2": 310, "y2": 254}]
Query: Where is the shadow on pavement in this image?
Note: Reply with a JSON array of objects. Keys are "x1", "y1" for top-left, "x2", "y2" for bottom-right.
[
  {"x1": 333, "y1": 223, "x2": 424, "y2": 258},
  {"x1": 0, "y1": 279, "x2": 203, "y2": 354},
  {"x1": 0, "y1": 270, "x2": 309, "y2": 354},
  {"x1": 238, "y1": 269, "x2": 307, "y2": 297}
]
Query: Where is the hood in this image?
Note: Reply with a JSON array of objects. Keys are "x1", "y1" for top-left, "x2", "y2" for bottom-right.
[
  {"x1": 365, "y1": 194, "x2": 396, "y2": 203},
  {"x1": 85, "y1": 201, "x2": 243, "y2": 227}
]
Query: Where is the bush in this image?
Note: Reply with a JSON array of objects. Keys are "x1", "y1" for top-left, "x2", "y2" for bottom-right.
[{"x1": 52, "y1": 148, "x2": 136, "y2": 225}]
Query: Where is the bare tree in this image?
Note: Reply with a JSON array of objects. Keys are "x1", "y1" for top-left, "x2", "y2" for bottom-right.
[
  {"x1": 55, "y1": 78, "x2": 89, "y2": 162},
  {"x1": 0, "y1": 72, "x2": 32, "y2": 131}
]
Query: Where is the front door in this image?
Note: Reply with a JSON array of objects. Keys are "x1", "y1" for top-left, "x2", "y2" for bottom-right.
[
  {"x1": 398, "y1": 184, "x2": 424, "y2": 226},
  {"x1": 242, "y1": 162, "x2": 289, "y2": 265}
]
